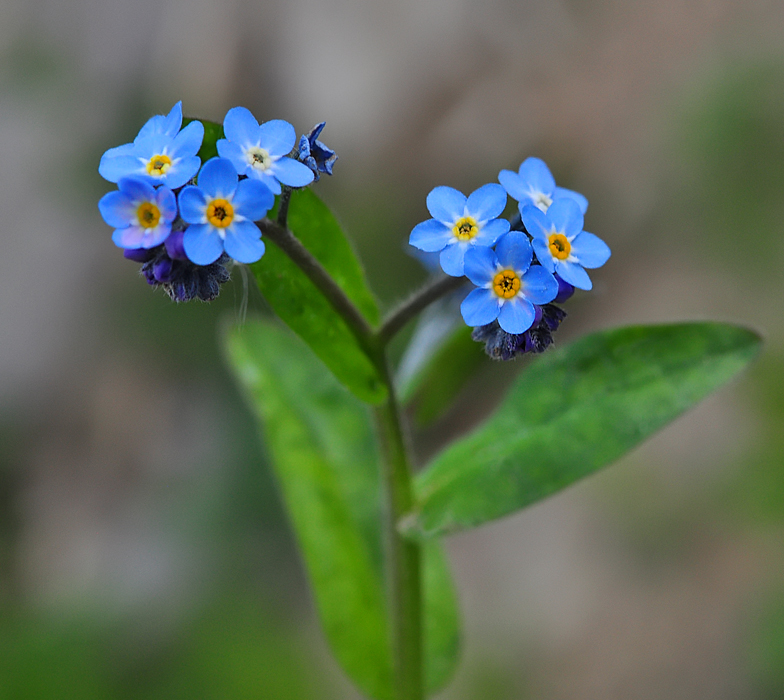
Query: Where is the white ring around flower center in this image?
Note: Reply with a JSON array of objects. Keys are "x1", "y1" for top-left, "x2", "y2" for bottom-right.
[
  {"x1": 247, "y1": 146, "x2": 273, "y2": 171},
  {"x1": 530, "y1": 189, "x2": 553, "y2": 212}
]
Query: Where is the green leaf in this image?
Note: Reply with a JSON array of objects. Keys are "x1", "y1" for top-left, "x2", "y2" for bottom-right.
[
  {"x1": 400, "y1": 323, "x2": 486, "y2": 426},
  {"x1": 183, "y1": 117, "x2": 224, "y2": 162},
  {"x1": 405, "y1": 322, "x2": 762, "y2": 538},
  {"x1": 253, "y1": 188, "x2": 386, "y2": 405},
  {"x1": 225, "y1": 319, "x2": 460, "y2": 699}
]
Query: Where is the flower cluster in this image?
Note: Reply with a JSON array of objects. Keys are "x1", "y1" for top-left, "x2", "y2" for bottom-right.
[
  {"x1": 98, "y1": 103, "x2": 335, "y2": 301},
  {"x1": 409, "y1": 157, "x2": 611, "y2": 359}
]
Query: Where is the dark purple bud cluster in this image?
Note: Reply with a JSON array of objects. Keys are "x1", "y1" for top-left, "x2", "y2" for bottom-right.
[{"x1": 471, "y1": 303, "x2": 567, "y2": 360}]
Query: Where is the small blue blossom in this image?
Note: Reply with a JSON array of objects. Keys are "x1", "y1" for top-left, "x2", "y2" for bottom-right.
[
  {"x1": 460, "y1": 231, "x2": 558, "y2": 333},
  {"x1": 99, "y1": 102, "x2": 204, "y2": 190},
  {"x1": 216, "y1": 107, "x2": 315, "y2": 194},
  {"x1": 98, "y1": 177, "x2": 177, "y2": 249},
  {"x1": 409, "y1": 184, "x2": 510, "y2": 277},
  {"x1": 178, "y1": 157, "x2": 274, "y2": 265},
  {"x1": 298, "y1": 122, "x2": 338, "y2": 181},
  {"x1": 499, "y1": 157, "x2": 588, "y2": 215},
  {"x1": 521, "y1": 199, "x2": 611, "y2": 291}
]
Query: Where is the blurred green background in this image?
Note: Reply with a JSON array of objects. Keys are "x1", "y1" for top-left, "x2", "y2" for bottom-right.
[{"x1": 1, "y1": 0, "x2": 783, "y2": 697}]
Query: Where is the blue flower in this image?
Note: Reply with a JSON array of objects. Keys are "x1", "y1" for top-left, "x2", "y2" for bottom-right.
[
  {"x1": 216, "y1": 107, "x2": 314, "y2": 194},
  {"x1": 460, "y1": 231, "x2": 558, "y2": 333},
  {"x1": 409, "y1": 184, "x2": 510, "y2": 277},
  {"x1": 499, "y1": 157, "x2": 588, "y2": 215},
  {"x1": 178, "y1": 157, "x2": 274, "y2": 265},
  {"x1": 99, "y1": 102, "x2": 204, "y2": 190},
  {"x1": 521, "y1": 199, "x2": 611, "y2": 291},
  {"x1": 298, "y1": 122, "x2": 338, "y2": 181},
  {"x1": 98, "y1": 177, "x2": 177, "y2": 249}
]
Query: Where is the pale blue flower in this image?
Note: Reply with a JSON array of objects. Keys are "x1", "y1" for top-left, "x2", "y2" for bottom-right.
[
  {"x1": 178, "y1": 157, "x2": 274, "y2": 265},
  {"x1": 521, "y1": 199, "x2": 611, "y2": 291},
  {"x1": 217, "y1": 107, "x2": 314, "y2": 194},
  {"x1": 98, "y1": 177, "x2": 177, "y2": 249},
  {"x1": 409, "y1": 184, "x2": 510, "y2": 277},
  {"x1": 99, "y1": 102, "x2": 204, "y2": 190},
  {"x1": 499, "y1": 157, "x2": 588, "y2": 214},
  {"x1": 460, "y1": 231, "x2": 558, "y2": 333}
]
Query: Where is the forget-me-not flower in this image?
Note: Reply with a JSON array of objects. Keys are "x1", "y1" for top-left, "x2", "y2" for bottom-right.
[
  {"x1": 460, "y1": 231, "x2": 558, "y2": 333},
  {"x1": 99, "y1": 102, "x2": 204, "y2": 190},
  {"x1": 499, "y1": 157, "x2": 588, "y2": 215},
  {"x1": 409, "y1": 184, "x2": 510, "y2": 277},
  {"x1": 298, "y1": 122, "x2": 338, "y2": 181},
  {"x1": 178, "y1": 157, "x2": 274, "y2": 265},
  {"x1": 521, "y1": 198, "x2": 611, "y2": 291},
  {"x1": 217, "y1": 107, "x2": 314, "y2": 194},
  {"x1": 99, "y1": 177, "x2": 177, "y2": 250}
]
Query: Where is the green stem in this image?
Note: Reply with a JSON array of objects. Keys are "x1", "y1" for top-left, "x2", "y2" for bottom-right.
[
  {"x1": 373, "y1": 353, "x2": 423, "y2": 700},
  {"x1": 259, "y1": 212, "x2": 438, "y2": 699}
]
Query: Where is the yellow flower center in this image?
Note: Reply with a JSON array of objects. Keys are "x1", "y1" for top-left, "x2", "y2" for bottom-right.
[
  {"x1": 207, "y1": 198, "x2": 234, "y2": 228},
  {"x1": 137, "y1": 202, "x2": 161, "y2": 229},
  {"x1": 247, "y1": 147, "x2": 272, "y2": 171},
  {"x1": 453, "y1": 216, "x2": 479, "y2": 241},
  {"x1": 492, "y1": 269, "x2": 521, "y2": 299},
  {"x1": 146, "y1": 154, "x2": 172, "y2": 177},
  {"x1": 548, "y1": 232, "x2": 571, "y2": 260}
]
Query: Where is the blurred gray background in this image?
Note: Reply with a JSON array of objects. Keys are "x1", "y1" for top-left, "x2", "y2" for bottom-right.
[{"x1": 2, "y1": 0, "x2": 784, "y2": 698}]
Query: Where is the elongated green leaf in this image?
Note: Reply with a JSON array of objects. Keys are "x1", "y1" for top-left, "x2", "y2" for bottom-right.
[
  {"x1": 405, "y1": 322, "x2": 761, "y2": 538},
  {"x1": 225, "y1": 319, "x2": 460, "y2": 699},
  {"x1": 252, "y1": 188, "x2": 386, "y2": 404},
  {"x1": 400, "y1": 323, "x2": 486, "y2": 426}
]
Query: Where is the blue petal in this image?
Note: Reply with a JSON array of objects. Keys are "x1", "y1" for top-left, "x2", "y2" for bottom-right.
[
  {"x1": 99, "y1": 154, "x2": 144, "y2": 183},
  {"x1": 216, "y1": 140, "x2": 249, "y2": 176},
  {"x1": 183, "y1": 223, "x2": 224, "y2": 265},
  {"x1": 270, "y1": 157, "x2": 315, "y2": 187},
  {"x1": 161, "y1": 102, "x2": 184, "y2": 137},
  {"x1": 233, "y1": 179, "x2": 275, "y2": 221},
  {"x1": 409, "y1": 219, "x2": 451, "y2": 252},
  {"x1": 101, "y1": 142, "x2": 136, "y2": 159},
  {"x1": 555, "y1": 259, "x2": 592, "y2": 290},
  {"x1": 178, "y1": 186, "x2": 208, "y2": 224},
  {"x1": 570, "y1": 231, "x2": 611, "y2": 268},
  {"x1": 224, "y1": 220, "x2": 265, "y2": 263},
  {"x1": 99, "y1": 191, "x2": 135, "y2": 227},
  {"x1": 547, "y1": 199, "x2": 583, "y2": 239},
  {"x1": 554, "y1": 186, "x2": 588, "y2": 214},
  {"x1": 439, "y1": 241, "x2": 469, "y2": 277},
  {"x1": 518, "y1": 158, "x2": 556, "y2": 198},
  {"x1": 531, "y1": 236, "x2": 556, "y2": 272},
  {"x1": 498, "y1": 169, "x2": 527, "y2": 202},
  {"x1": 520, "y1": 265, "x2": 558, "y2": 304},
  {"x1": 223, "y1": 106, "x2": 260, "y2": 146},
  {"x1": 161, "y1": 155, "x2": 202, "y2": 189},
  {"x1": 197, "y1": 158, "x2": 238, "y2": 198},
  {"x1": 134, "y1": 114, "x2": 166, "y2": 145},
  {"x1": 155, "y1": 186, "x2": 178, "y2": 222},
  {"x1": 255, "y1": 171, "x2": 282, "y2": 195},
  {"x1": 258, "y1": 119, "x2": 296, "y2": 156},
  {"x1": 520, "y1": 203, "x2": 552, "y2": 243},
  {"x1": 466, "y1": 183, "x2": 507, "y2": 222},
  {"x1": 498, "y1": 296, "x2": 536, "y2": 334},
  {"x1": 463, "y1": 245, "x2": 498, "y2": 286},
  {"x1": 461, "y1": 287, "x2": 500, "y2": 327},
  {"x1": 495, "y1": 231, "x2": 532, "y2": 274},
  {"x1": 170, "y1": 120, "x2": 204, "y2": 159},
  {"x1": 112, "y1": 225, "x2": 144, "y2": 249},
  {"x1": 473, "y1": 217, "x2": 510, "y2": 247},
  {"x1": 472, "y1": 218, "x2": 508, "y2": 248},
  {"x1": 427, "y1": 186, "x2": 466, "y2": 224},
  {"x1": 118, "y1": 177, "x2": 156, "y2": 203}
]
